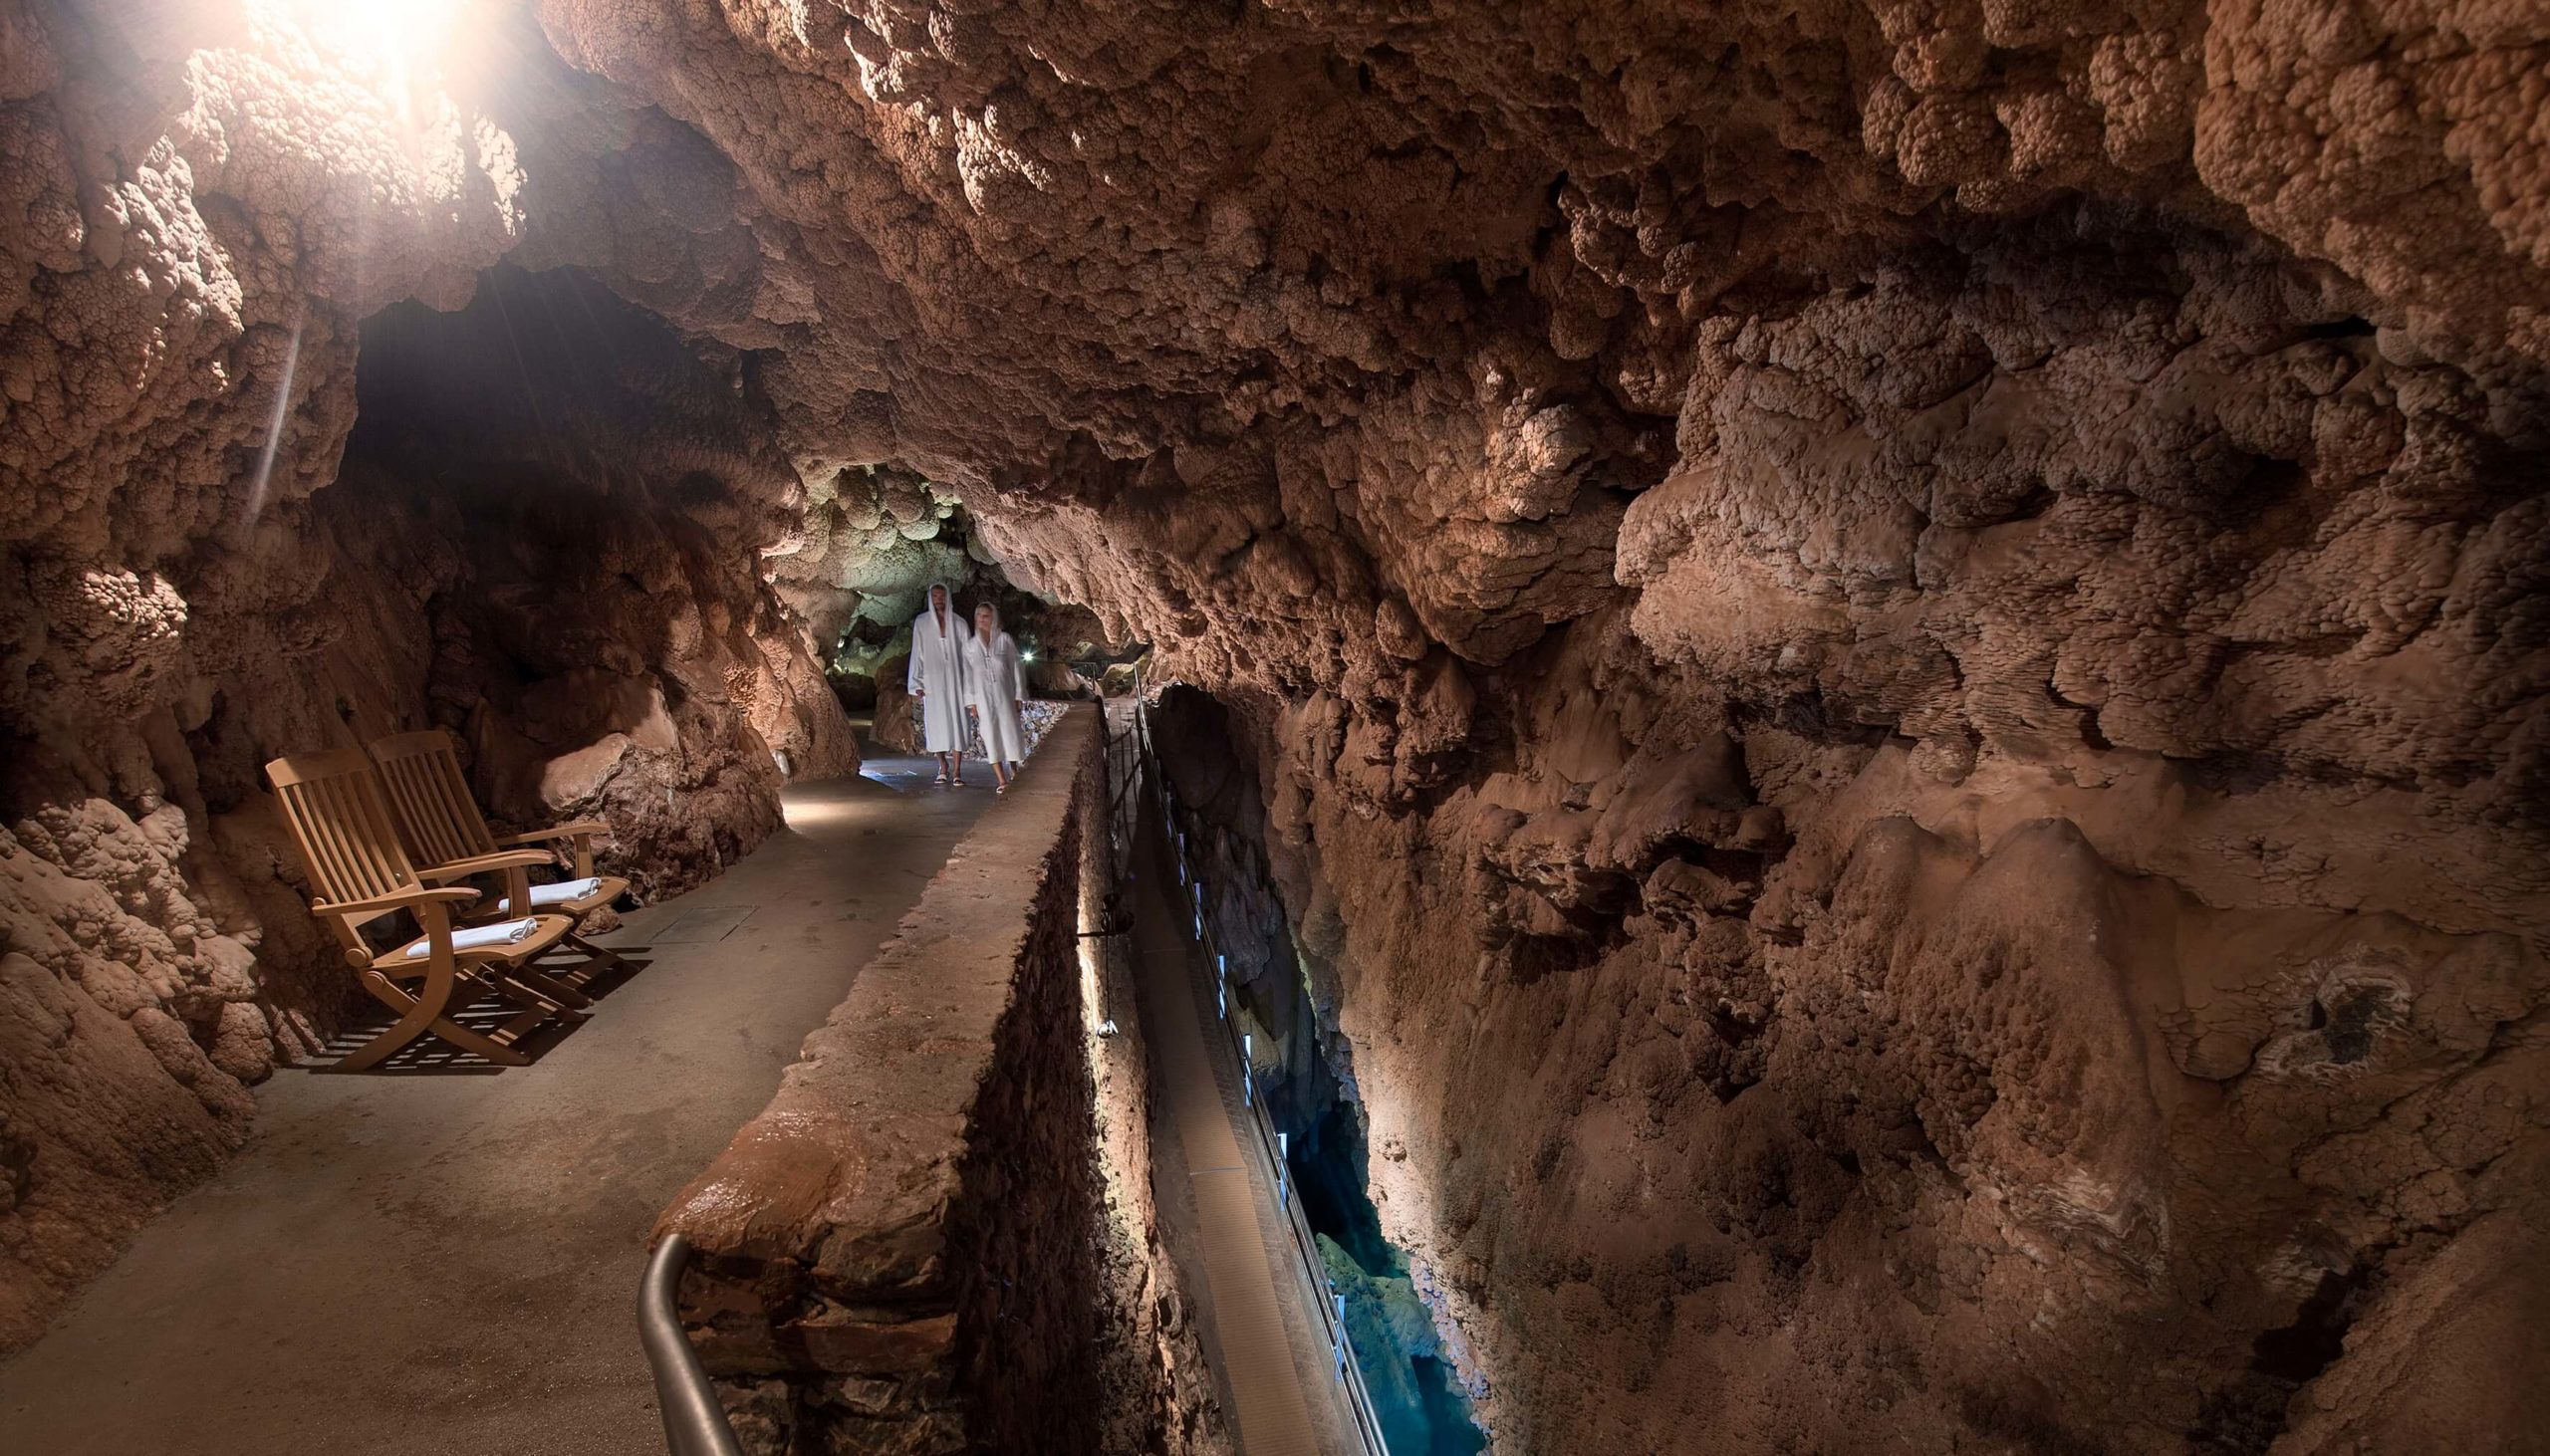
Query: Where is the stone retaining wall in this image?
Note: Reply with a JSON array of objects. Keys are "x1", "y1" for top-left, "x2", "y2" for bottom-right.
[
  {"x1": 1083, "y1": 711, "x2": 1238, "y2": 1455},
  {"x1": 658, "y1": 705, "x2": 1110, "y2": 1453}
]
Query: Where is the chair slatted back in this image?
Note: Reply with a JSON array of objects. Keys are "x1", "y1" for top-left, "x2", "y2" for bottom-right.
[
  {"x1": 367, "y1": 729, "x2": 500, "y2": 867},
  {"x1": 263, "y1": 749, "x2": 424, "y2": 926}
]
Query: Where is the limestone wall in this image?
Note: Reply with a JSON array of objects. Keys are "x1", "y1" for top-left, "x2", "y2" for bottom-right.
[{"x1": 658, "y1": 706, "x2": 1181, "y2": 1453}]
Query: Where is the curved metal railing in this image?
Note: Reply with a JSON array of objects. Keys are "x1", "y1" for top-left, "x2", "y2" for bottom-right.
[{"x1": 639, "y1": 1233, "x2": 745, "y2": 1456}]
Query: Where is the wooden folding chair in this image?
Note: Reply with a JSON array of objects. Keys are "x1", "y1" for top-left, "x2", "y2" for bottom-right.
[
  {"x1": 365, "y1": 728, "x2": 631, "y2": 993},
  {"x1": 264, "y1": 749, "x2": 582, "y2": 1072}
]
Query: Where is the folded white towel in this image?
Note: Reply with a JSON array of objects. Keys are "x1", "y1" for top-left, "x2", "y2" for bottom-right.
[
  {"x1": 406, "y1": 917, "x2": 539, "y2": 958},
  {"x1": 504, "y1": 876, "x2": 603, "y2": 914}
]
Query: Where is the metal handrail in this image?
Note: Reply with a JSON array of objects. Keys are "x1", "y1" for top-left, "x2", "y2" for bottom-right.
[
  {"x1": 639, "y1": 1233, "x2": 745, "y2": 1456},
  {"x1": 1133, "y1": 697, "x2": 1396, "y2": 1456}
]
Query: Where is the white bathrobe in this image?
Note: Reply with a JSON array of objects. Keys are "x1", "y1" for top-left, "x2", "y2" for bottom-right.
[
  {"x1": 962, "y1": 628, "x2": 1028, "y2": 765},
  {"x1": 906, "y1": 601, "x2": 970, "y2": 754}
]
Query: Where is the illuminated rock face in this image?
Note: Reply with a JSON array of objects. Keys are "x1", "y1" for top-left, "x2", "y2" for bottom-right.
[
  {"x1": 3, "y1": 0, "x2": 2548, "y2": 1448},
  {"x1": 519, "y1": 3, "x2": 2549, "y2": 1448}
]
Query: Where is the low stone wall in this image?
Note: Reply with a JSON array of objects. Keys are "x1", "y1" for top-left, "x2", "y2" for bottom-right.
[
  {"x1": 872, "y1": 689, "x2": 1073, "y2": 762},
  {"x1": 658, "y1": 705, "x2": 1109, "y2": 1453}
]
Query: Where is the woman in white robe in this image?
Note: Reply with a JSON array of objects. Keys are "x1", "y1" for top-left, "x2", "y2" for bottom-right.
[
  {"x1": 906, "y1": 584, "x2": 971, "y2": 785},
  {"x1": 961, "y1": 602, "x2": 1029, "y2": 790}
]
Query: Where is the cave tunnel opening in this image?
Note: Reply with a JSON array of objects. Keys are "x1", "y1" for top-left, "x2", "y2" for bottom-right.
[
  {"x1": 338, "y1": 265, "x2": 1124, "y2": 804},
  {"x1": 323, "y1": 262, "x2": 866, "y2": 861}
]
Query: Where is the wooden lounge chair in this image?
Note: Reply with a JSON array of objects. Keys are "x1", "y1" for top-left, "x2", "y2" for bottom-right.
[
  {"x1": 264, "y1": 749, "x2": 581, "y2": 1072},
  {"x1": 365, "y1": 728, "x2": 631, "y2": 993}
]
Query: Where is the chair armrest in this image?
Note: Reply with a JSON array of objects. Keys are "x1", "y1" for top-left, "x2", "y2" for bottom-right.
[
  {"x1": 415, "y1": 850, "x2": 556, "y2": 881},
  {"x1": 313, "y1": 885, "x2": 482, "y2": 918},
  {"x1": 495, "y1": 820, "x2": 612, "y2": 845}
]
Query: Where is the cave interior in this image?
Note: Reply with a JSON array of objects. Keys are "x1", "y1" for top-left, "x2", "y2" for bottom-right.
[{"x1": 2, "y1": 0, "x2": 2548, "y2": 1453}]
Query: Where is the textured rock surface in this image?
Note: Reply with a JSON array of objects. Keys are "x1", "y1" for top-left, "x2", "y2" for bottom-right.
[
  {"x1": 3, "y1": 0, "x2": 2547, "y2": 1449},
  {"x1": 512, "y1": 2, "x2": 2550, "y2": 1450}
]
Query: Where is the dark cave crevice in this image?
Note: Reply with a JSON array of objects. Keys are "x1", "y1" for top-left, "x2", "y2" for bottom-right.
[{"x1": 1158, "y1": 687, "x2": 1488, "y2": 1455}]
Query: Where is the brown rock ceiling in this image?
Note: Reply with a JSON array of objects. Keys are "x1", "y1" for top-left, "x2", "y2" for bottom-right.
[{"x1": 4, "y1": 0, "x2": 2547, "y2": 1450}]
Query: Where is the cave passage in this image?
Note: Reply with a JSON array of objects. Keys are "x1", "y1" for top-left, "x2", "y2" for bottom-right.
[
  {"x1": 8, "y1": 1, "x2": 2550, "y2": 1452},
  {"x1": 1232, "y1": 885, "x2": 1489, "y2": 1454}
]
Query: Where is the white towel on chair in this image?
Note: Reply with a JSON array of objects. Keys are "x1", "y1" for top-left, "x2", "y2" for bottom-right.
[
  {"x1": 406, "y1": 917, "x2": 539, "y2": 958},
  {"x1": 502, "y1": 876, "x2": 602, "y2": 915}
]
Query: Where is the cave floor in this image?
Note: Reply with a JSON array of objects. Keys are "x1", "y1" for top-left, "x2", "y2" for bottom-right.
[
  {"x1": 0, "y1": 755, "x2": 996, "y2": 1456},
  {"x1": 1115, "y1": 706, "x2": 1367, "y2": 1456}
]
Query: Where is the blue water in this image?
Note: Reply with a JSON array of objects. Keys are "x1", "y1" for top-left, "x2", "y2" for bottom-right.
[{"x1": 1286, "y1": 1081, "x2": 1488, "y2": 1455}]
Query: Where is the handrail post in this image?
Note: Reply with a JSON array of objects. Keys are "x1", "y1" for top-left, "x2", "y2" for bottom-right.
[{"x1": 639, "y1": 1234, "x2": 745, "y2": 1456}]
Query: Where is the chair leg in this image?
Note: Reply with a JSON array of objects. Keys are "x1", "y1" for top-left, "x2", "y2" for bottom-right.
[
  {"x1": 328, "y1": 979, "x2": 438, "y2": 1075},
  {"x1": 331, "y1": 968, "x2": 533, "y2": 1073},
  {"x1": 561, "y1": 930, "x2": 627, "y2": 982},
  {"x1": 487, "y1": 1003, "x2": 556, "y2": 1047},
  {"x1": 423, "y1": 1009, "x2": 540, "y2": 1067},
  {"x1": 490, "y1": 960, "x2": 594, "y2": 1014}
]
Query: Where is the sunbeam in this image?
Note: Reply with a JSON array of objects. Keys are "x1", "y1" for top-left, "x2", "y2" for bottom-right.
[{"x1": 241, "y1": 309, "x2": 303, "y2": 529}]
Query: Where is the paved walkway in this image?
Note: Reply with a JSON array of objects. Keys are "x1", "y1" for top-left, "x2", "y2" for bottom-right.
[
  {"x1": 1113, "y1": 707, "x2": 1365, "y2": 1456},
  {"x1": 0, "y1": 755, "x2": 993, "y2": 1456}
]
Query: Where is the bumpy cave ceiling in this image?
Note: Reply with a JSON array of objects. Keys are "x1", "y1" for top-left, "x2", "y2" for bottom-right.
[{"x1": 3, "y1": 0, "x2": 2548, "y2": 1450}]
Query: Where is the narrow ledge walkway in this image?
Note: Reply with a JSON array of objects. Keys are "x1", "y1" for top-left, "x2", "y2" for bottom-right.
[
  {"x1": 1115, "y1": 707, "x2": 1365, "y2": 1456},
  {"x1": 0, "y1": 754, "x2": 994, "y2": 1456}
]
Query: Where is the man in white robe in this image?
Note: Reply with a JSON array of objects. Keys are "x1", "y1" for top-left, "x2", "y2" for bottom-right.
[{"x1": 906, "y1": 584, "x2": 971, "y2": 785}]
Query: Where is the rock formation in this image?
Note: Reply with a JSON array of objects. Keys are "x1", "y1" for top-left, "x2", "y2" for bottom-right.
[
  {"x1": 0, "y1": 5, "x2": 852, "y2": 1347},
  {"x1": 5, "y1": 0, "x2": 2548, "y2": 1449}
]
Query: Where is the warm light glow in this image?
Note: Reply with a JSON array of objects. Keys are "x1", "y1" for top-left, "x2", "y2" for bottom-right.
[
  {"x1": 777, "y1": 791, "x2": 900, "y2": 831},
  {"x1": 242, "y1": 312, "x2": 305, "y2": 528},
  {"x1": 246, "y1": 0, "x2": 476, "y2": 104},
  {"x1": 271, "y1": 0, "x2": 464, "y2": 69}
]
